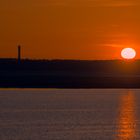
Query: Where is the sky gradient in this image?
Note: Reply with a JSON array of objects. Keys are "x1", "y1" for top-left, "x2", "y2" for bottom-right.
[{"x1": 1, "y1": 0, "x2": 140, "y2": 60}]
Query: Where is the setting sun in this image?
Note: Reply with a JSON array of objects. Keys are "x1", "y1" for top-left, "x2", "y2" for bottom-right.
[{"x1": 121, "y1": 48, "x2": 136, "y2": 60}]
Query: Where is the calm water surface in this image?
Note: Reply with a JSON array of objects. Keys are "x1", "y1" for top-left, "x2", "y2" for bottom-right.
[{"x1": 0, "y1": 89, "x2": 140, "y2": 140}]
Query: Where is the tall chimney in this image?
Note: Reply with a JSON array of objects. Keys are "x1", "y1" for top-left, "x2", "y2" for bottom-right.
[{"x1": 18, "y1": 45, "x2": 21, "y2": 64}]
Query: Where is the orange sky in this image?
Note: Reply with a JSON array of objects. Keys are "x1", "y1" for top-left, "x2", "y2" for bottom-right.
[{"x1": 0, "y1": 0, "x2": 140, "y2": 60}]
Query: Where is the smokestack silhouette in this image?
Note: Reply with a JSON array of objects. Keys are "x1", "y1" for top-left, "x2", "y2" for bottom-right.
[{"x1": 18, "y1": 45, "x2": 21, "y2": 64}]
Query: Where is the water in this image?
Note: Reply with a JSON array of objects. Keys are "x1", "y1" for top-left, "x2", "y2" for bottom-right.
[{"x1": 0, "y1": 89, "x2": 140, "y2": 140}]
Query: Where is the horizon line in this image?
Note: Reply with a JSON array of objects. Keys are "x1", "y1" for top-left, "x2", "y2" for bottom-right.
[{"x1": 0, "y1": 58, "x2": 139, "y2": 61}]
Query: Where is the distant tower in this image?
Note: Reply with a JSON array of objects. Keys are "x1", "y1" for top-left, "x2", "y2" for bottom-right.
[{"x1": 18, "y1": 45, "x2": 21, "y2": 64}]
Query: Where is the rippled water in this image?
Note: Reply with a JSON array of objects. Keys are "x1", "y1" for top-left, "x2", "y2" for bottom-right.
[{"x1": 0, "y1": 89, "x2": 140, "y2": 140}]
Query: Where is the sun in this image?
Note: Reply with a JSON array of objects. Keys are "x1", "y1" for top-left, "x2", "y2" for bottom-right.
[{"x1": 121, "y1": 48, "x2": 136, "y2": 60}]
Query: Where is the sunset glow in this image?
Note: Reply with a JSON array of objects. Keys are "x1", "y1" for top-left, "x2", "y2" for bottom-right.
[{"x1": 0, "y1": 0, "x2": 140, "y2": 59}]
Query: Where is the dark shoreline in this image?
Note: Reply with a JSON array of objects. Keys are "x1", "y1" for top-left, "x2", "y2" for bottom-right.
[{"x1": 0, "y1": 59, "x2": 140, "y2": 88}]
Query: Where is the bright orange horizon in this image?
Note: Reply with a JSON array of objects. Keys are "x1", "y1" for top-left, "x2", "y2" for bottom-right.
[{"x1": 1, "y1": 0, "x2": 140, "y2": 60}]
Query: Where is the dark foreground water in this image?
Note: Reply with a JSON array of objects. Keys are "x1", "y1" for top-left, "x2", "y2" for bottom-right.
[{"x1": 0, "y1": 89, "x2": 140, "y2": 140}]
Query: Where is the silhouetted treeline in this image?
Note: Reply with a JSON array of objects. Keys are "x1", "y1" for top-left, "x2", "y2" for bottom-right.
[
  {"x1": 0, "y1": 59, "x2": 140, "y2": 88},
  {"x1": 0, "y1": 58, "x2": 139, "y2": 73}
]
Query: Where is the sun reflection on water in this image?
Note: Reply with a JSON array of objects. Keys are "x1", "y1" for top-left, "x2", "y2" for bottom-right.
[{"x1": 117, "y1": 91, "x2": 136, "y2": 140}]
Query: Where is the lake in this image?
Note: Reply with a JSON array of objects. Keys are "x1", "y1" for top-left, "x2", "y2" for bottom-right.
[{"x1": 0, "y1": 89, "x2": 139, "y2": 140}]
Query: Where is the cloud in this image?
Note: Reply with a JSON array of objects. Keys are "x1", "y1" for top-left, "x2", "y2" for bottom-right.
[{"x1": 101, "y1": 44, "x2": 124, "y2": 48}]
